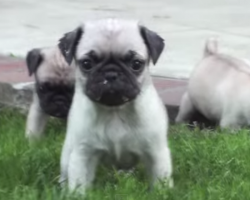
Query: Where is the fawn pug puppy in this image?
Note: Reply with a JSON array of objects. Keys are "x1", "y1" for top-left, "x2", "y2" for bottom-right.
[
  {"x1": 176, "y1": 38, "x2": 250, "y2": 129},
  {"x1": 58, "y1": 18, "x2": 173, "y2": 194},
  {"x1": 25, "y1": 46, "x2": 75, "y2": 140}
]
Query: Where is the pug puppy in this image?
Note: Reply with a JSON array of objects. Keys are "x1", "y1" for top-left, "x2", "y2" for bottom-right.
[
  {"x1": 176, "y1": 38, "x2": 250, "y2": 129},
  {"x1": 58, "y1": 18, "x2": 173, "y2": 194},
  {"x1": 25, "y1": 46, "x2": 75, "y2": 140}
]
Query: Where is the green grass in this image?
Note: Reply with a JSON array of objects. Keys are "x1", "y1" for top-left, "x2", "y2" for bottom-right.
[{"x1": 1, "y1": 108, "x2": 250, "y2": 200}]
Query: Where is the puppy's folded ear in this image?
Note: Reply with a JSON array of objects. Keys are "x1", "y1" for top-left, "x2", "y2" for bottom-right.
[
  {"x1": 26, "y1": 48, "x2": 43, "y2": 76},
  {"x1": 140, "y1": 26, "x2": 165, "y2": 65},
  {"x1": 58, "y1": 26, "x2": 83, "y2": 65}
]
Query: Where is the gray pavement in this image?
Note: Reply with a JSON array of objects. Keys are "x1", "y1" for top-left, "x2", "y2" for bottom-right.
[{"x1": 1, "y1": 0, "x2": 250, "y2": 78}]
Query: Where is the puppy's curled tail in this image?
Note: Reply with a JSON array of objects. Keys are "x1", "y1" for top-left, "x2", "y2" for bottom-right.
[{"x1": 204, "y1": 37, "x2": 218, "y2": 57}]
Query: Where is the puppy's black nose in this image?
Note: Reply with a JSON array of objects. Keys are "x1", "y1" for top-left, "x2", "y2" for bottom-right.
[{"x1": 105, "y1": 71, "x2": 118, "y2": 82}]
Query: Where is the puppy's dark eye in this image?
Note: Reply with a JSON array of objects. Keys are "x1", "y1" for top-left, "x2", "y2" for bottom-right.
[
  {"x1": 131, "y1": 60, "x2": 144, "y2": 71},
  {"x1": 81, "y1": 59, "x2": 93, "y2": 71}
]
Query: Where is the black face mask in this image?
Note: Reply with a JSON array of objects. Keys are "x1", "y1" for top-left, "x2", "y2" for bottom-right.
[
  {"x1": 79, "y1": 53, "x2": 143, "y2": 107},
  {"x1": 36, "y1": 81, "x2": 74, "y2": 118}
]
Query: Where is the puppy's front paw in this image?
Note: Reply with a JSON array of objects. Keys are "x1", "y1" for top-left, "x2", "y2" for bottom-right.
[
  {"x1": 153, "y1": 177, "x2": 174, "y2": 191},
  {"x1": 58, "y1": 175, "x2": 67, "y2": 189},
  {"x1": 25, "y1": 130, "x2": 45, "y2": 143}
]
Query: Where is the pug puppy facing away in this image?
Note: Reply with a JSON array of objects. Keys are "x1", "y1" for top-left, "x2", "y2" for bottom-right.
[
  {"x1": 58, "y1": 18, "x2": 173, "y2": 194},
  {"x1": 176, "y1": 38, "x2": 250, "y2": 129},
  {"x1": 25, "y1": 46, "x2": 75, "y2": 140}
]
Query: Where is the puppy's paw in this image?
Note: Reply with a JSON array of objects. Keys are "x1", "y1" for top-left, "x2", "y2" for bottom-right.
[
  {"x1": 154, "y1": 177, "x2": 174, "y2": 191},
  {"x1": 58, "y1": 176, "x2": 67, "y2": 189},
  {"x1": 148, "y1": 177, "x2": 174, "y2": 193},
  {"x1": 161, "y1": 177, "x2": 174, "y2": 188},
  {"x1": 25, "y1": 132, "x2": 44, "y2": 144}
]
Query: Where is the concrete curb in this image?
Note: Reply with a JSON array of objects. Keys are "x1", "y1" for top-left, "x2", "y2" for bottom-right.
[{"x1": 0, "y1": 81, "x2": 34, "y2": 112}]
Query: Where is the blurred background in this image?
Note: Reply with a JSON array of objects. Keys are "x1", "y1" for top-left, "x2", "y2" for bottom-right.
[{"x1": 1, "y1": 0, "x2": 250, "y2": 79}]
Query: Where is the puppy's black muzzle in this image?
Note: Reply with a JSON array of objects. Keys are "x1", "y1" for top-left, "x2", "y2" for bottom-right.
[
  {"x1": 36, "y1": 83, "x2": 74, "y2": 118},
  {"x1": 45, "y1": 95, "x2": 70, "y2": 118},
  {"x1": 85, "y1": 62, "x2": 140, "y2": 107}
]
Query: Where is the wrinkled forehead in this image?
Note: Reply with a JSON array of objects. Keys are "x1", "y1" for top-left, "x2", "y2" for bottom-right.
[
  {"x1": 35, "y1": 47, "x2": 75, "y2": 83},
  {"x1": 76, "y1": 19, "x2": 147, "y2": 58},
  {"x1": 36, "y1": 60, "x2": 75, "y2": 84}
]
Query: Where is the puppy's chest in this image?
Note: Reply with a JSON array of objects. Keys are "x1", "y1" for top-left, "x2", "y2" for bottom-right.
[{"x1": 92, "y1": 112, "x2": 142, "y2": 157}]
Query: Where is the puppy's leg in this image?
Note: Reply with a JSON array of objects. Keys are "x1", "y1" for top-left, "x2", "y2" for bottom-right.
[
  {"x1": 175, "y1": 92, "x2": 195, "y2": 123},
  {"x1": 220, "y1": 115, "x2": 241, "y2": 131},
  {"x1": 59, "y1": 136, "x2": 72, "y2": 187},
  {"x1": 25, "y1": 95, "x2": 48, "y2": 140},
  {"x1": 67, "y1": 148, "x2": 99, "y2": 194},
  {"x1": 143, "y1": 144, "x2": 173, "y2": 189}
]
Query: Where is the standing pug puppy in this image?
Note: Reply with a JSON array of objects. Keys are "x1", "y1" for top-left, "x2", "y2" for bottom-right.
[
  {"x1": 58, "y1": 19, "x2": 173, "y2": 194},
  {"x1": 25, "y1": 46, "x2": 75, "y2": 140},
  {"x1": 176, "y1": 38, "x2": 250, "y2": 129}
]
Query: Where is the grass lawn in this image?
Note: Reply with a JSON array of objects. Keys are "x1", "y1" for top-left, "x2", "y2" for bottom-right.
[{"x1": 1, "y1": 108, "x2": 250, "y2": 200}]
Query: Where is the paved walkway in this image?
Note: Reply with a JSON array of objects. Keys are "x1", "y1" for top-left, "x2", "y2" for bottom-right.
[{"x1": 1, "y1": 0, "x2": 250, "y2": 78}]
